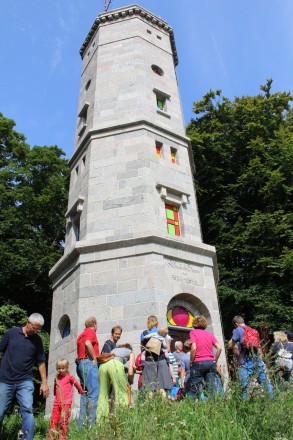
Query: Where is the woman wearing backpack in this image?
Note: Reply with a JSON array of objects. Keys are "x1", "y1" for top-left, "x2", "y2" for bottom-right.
[{"x1": 140, "y1": 316, "x2": 174, "y2": 397}]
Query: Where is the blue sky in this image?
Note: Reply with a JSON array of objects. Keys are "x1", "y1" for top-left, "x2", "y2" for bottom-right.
[{"x1": 1, "y1": 0, "x2": 293, "y2": 158}]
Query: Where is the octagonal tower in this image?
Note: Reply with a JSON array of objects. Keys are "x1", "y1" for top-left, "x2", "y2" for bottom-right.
[{"x1": 48, "y1": 4, "x2": 227, "y2": 410}]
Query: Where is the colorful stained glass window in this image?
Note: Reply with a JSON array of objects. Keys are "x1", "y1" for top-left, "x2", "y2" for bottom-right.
[
  {"x1": 165, "y1": 204, "x2": 180, "y2": 236},
  {"x1": 157, "y1": 97, "x2": 164, "y2": 110},
  {"x1": 171, "y1": 148, "x2": 176, "y2": 164},
  {"x1": 167, "y1": 306, "x2": 194, "y2": 328},
  {"x1": 156, "y1": 144, "x2": 161, "y2": 158}
]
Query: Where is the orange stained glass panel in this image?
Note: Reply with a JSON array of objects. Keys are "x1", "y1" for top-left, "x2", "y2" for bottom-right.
[
  {"x1": 170, "y1": 148, "x2": 177, "y2": 164},
  {"x1": 156, "y1": 145, "x2": 161, "y2": 158}
]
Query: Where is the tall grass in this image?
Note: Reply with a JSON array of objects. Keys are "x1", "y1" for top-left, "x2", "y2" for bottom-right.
[{"x1": 2, "y1": 384, "x2": 292, "y2": 440}]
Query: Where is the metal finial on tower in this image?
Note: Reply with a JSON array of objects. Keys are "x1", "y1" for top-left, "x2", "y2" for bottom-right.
[{"x1": 104, "y1": 0, "x2": 113, "y2": 12}]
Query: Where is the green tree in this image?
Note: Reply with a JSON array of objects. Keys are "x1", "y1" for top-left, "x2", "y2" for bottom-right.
[
  {"x1": 0, "y1": 304, "x2": 27, "y2": 337},
  {"x1": 187, "y1": 80, "x2": 293, "y2": 336},
  {"x1": 0, "y1": 113, "x2": 70, "y2": 328}
]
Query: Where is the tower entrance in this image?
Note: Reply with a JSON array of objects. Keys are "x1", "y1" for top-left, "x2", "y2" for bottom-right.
[{"x1": 167, "y1": 294, "x2": 211, "y2": 350}]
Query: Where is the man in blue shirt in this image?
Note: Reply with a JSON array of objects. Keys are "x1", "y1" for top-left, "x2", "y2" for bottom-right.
[
  {"x1": 0, "y1": 313, "x2": 49, "y2": 440},
  {"x1": 228, "y1": 315, "x2": 273, "y2": 399},
  {"x1": 101, "y1": 325, "x2": 122, "y2": 354}
]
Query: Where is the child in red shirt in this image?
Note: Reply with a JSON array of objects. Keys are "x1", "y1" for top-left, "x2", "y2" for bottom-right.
[{"x1": 48, "y1": 358, "x2": 85, "y2": 440}]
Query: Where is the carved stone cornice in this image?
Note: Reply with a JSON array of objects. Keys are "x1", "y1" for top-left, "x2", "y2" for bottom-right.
[{"x1": 79, "y1": 4, "x2": 178, "y2": 66}]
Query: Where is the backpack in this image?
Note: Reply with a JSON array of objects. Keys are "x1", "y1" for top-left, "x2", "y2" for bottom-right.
[
  {"x1": 242, "y1": 326, "x2": 259, "y2": 351},
  {"x1": 275, "y1": 342, "x2": 293, "y2": 371}
]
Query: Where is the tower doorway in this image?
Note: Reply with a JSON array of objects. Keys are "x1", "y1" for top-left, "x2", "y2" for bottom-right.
[
  {"x1": 167, "y1": 293, "x2": 211, "y2": 352},
  {"x1": 168, "y1": 327, "x2": 191, "y2": 352}
]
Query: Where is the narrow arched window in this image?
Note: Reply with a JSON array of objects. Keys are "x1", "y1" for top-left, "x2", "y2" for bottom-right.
[{"x1": 58, "y1": 315, "x2": 71, "y2": 339}]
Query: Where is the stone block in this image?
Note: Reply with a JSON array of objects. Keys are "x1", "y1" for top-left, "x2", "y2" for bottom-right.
[
  {"x1": 87, "y1": 296, "x2": 107, "y2": 308},
  {"x1": 117, "y1": 279, "x2": 138, "y2": 293},
  {"x1": 127, "y1": 255, "x2": 146, "y2": 267},
  {"x1": 119, "y1": 259, "x2": 128, "y2": 268},
  {"x1": 123, "y1": 302, "x2": 159, "y2": 319},
  {"x1": 111, "y1": 306, "x2": 124, "y2": 320},
  {"x1": 79, "y1": 283, "x2": 117, "y2": 298},
  {"x1": 107, "y1": 292, "x2": 134, "y2": 306},
  {"x1": 79, "y1": 273, "x2": 91, "y2": 287},
  {"x1": 103, "y1": 194, "x2": 143, "y2": 210}
]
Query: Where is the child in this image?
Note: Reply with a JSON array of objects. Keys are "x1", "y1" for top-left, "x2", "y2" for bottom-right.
[
  {"x1": 142, "y1": 326, "x2": 170, "y2": 362},
  {"x1": 48, "y1": 358, "x2": 85, "y2": 440}
]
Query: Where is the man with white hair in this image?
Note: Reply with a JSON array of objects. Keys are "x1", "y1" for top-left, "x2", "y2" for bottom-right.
[
  {"x1": 172, "y1": 340, "x2": 184, "y2": 378},
  {"x1": 0, "y1": 313, "x2": 49, "y2": 440}
]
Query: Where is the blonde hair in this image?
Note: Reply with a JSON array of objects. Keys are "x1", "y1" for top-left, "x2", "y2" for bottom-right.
[
  {"x1": 273, "y1": 331, "x2": 288, "y2": 343},
  {"x1": 147, "y1": 315, "x2": 158, "y2": 330},
  {"x1": 192, "y1": 315, "x2": 208, "y2": 330},
  {"x1": 85, "y1": 316, "x2": 97, "y2": 328},
  {"x1": 158, "y1": 326, "x2": 168, "y2": 337},
  {"x1": 56, "y1": 358, "x2": 70, "y2": 373}
]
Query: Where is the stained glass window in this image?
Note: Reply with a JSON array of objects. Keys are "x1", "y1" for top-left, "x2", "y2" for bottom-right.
[
  {"x1": 165, "y1": 204, "x2": 180, "y2": 236},
  {"x1": 157, "y1": 97, "x2": 164, "y2": 110},
  {"x1": 167, "y1": 306, "x2": 194, "y2": 328},
  {"x1": 171, "y1": 148, "x2": 176, "y2": 164},
  {"x1": 156, "y1": 144, "x2": 161, "y2": 158}
]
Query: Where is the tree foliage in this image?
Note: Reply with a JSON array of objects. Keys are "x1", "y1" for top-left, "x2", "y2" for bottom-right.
[
  {"x1": 0, "y1": 113, "x2": 70, "y2": 328},
  {"x1": 187, "y1": 80, "x2": 293, "y2": 336}
]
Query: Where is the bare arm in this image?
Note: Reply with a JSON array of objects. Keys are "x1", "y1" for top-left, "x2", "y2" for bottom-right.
[
  {"x1": 128, "y1": 353, "x2": 135, "y2": 376},
  {"x1": 190, "y1": 342, "x2": 196, "y2": 364},
  {"x1": 85, "y1": 340, "x2": 97, "y2": 364},
  {"x1": 213, "y1": 342, "x2": 222, "y2": 363},
  {"x1": 228, "y1": 338, "x2": 234, "y2": 349},
  {"x1": 180, "y1": 368, "x2": 186, "y2": 387},
  {"x1": 38, "y1": 362, "x2": 49, "y2": 398},
  {"x1": 169, "y1": 363, "x2": 176, "y2": 384},
  {"x1": 127, "y1": 353, "x2": 135, "y2": 384}
]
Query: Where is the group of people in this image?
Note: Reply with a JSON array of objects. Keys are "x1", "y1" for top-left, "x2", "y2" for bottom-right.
[{"x1": 0, "y1": 312, "x2": 292, "y2": 439}]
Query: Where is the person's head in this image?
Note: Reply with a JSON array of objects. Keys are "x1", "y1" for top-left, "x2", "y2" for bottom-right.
[
  {"x1": 158, "y1": 326, "x2": 168, "y2": 337},
  {"x1": 273, "y1": 331, "x2": 288, "y2": 343},
  {"x1": 111, "y1": 325, "x2": 122, "y2": 343},
  {"x1": 116, "y1": 343, "x2": 133, "y2": 351},
  {"x1": 192, "y1": 315, "x2": 208, "y2": 330},
  {"x1": 232, "y1": 315, "x2": 245, "y2": 327},
  {"x1": 175, "y1": 341, "x2": 183, "y2": 352},
  {"x1": 56, "y1": 358, "x2": 70, "y2": 377},
  {"x1": 184, "y1": 339, "x2": 191, "y2": 352},
  {"x1": 146, "y1": 315, "x2": 158, "y2": 330},
  {"x1": 25, "y1": 313, "x2": 44, "y2": 335},
  {"x1": 284, "y1": 330, "x2": 293, "y2": 342},
  {"x1": 85, "y1": 316, "x2": 97, "y2": 329}
]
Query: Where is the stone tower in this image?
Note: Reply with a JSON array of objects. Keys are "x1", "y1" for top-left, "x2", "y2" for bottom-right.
[{"x1": 48, "y1": 3, "x2": 227, "y2": 405}]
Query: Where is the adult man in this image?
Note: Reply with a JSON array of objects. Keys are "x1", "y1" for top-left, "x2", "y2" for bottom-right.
[
  {"x1": 173, "y1": 340, "x2": 184, "y2": 361},
  {"x1": 172, "y1": 341, "x2": 184, "y2": 375},
  {"x1": 0, "y1": 313, "x2": 49, "y2": 440},
  {"x1": 101, "y1": 325, "x2": 122, "y2": 354},
  {"x1": 228, "y1": 315, "x2": 273, "y2": 398},
  {"x1": 76, "y1": 316, "x2": 99, "y2": 428}
]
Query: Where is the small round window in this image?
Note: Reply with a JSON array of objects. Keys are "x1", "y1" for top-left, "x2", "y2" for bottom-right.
[{"x1": 151, "y1": 65, "x2": 164, "y2": 76}]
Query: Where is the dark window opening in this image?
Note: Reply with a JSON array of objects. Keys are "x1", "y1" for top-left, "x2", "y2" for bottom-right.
[{"x1": 152, "y1": 65, "x2": 164, "y2": 76}]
